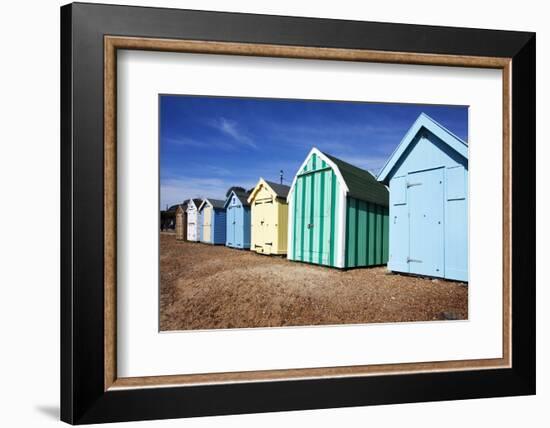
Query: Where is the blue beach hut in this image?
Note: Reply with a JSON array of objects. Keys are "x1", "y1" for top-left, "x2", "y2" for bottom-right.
[
  {"x1": 198, "y1": 199, "x2": 227, "y2": 244},
  {"x1": 377, "y1": 113, "x2": 468, "y2": 282},
  {"x1": 224, "y1": 190, "x2": 251, "y2": 249}
]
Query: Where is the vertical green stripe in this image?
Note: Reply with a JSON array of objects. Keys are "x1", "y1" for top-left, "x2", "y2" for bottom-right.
[
  {"x1": 346, "y1": 199, "x2": 355, "y2": 267},
  {"x1": 354, "y1": 199, "x2": 359, "y2": 266},
  {"x1": 380, "y1": 206, "x2": 384, "y2": 264},
  {"x1": 323, "y1": 171, "x2": 331, "y2": 265},
  {"x1": 329, "y1": 171, "x2": 336, "y2": 267},
  {"x1": 347, "y1": 198, "x2": 352, "y2": 268},
  {"x1": 379, "y1": 205, "x2": 383, "y2": 263},
  {"x1": 318, "y1": 170, "x2": 325, "y2": 264},
  {"x1": 300, "y1": 177, "x2": 307, "y2": 261},
  {"x1": 303, "y1": 175, "x2": 308, "y2": 261},
  {"x1": 335, "y1": 177, "x2": 340, "y2": 266},
  {"x1": 308, "y1": 166, "x2": 315, "y2": 263},
  {"x1": 374, "y1": 205, "x2": 379, "y2": 264},
  {"x1": 364, "y1": 201, "x2": 370, "y2": 266},
  {"x1": 293, "y1": 180, "x2": 298, "y2": 259},
  {"x1": 292, "y1": 181, "x2": 298, "y2": 260},
  {"x1": 374, "y1": 203, "x2": 377, "y2": 264},
  {"x1": 365, "y1": 202, "x2": 371, "y2": 266},
  {"x1": 358, "y1": 200, "x2": 367, "y2": 266},
  {"x1": 371, "y1": 204, "x2": 376, "y2": 264},
  {"x1": 347, "y1": 198, "x2": 357, "y2": 268},
  {"x1": 367, "y1": 203, "x2": 375, "y2": 265}
]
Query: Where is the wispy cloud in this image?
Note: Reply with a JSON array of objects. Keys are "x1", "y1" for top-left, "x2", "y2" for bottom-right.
[
  {"x1": 164, "y1": 136, "x2": 205, "y2": 148},
  {"x1": 205, "y1": 165, "x2": 232, "y2": 176},
  {"x1": 163, "y1": 135, "x2": 238, "y2": 152},
  {"x1": 209, "y1": 117, "x2": 257, "y2": 149},
  {"x1": 259, "y1": 120, "x2": 406, "y2": 156}
]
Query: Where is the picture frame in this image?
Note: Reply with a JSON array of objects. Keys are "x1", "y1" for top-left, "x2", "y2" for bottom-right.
[{"x1": 60, "y1": 2, "x2": 535, "y2": 424}]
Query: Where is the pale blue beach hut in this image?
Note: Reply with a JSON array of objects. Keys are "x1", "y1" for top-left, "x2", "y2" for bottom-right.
[
  {"x1": 198, "y1": 199, "x2": 227, "y2": 244},
  {"x1": 224, "y1": 190, "x2": 251, "y2": 249},
  {"x1": 377, "y1": 113, "x2": 468, "y2": 282}
]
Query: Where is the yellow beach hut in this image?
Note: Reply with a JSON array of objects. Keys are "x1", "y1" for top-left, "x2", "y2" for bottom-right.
[{"x1": 247, "y1": 178, "x2": 290, "y2": 255}]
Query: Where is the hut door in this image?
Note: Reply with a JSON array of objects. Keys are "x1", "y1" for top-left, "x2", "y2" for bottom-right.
[
  {"x1": 234, "y1": 206, "x2": 243, "y2": 247},
  {"x1": 311, "y1": 190, "x2": 330, "y2": 265},
  {"x1": 188, "y1": 210, "x2": 196, "y2": 241},
  {"x1": 389, "y1": 176, "x2": 409, "y2": 272},
  {"x1": 407, "y1": 168, "x2": 444, "y2": 277},
  {"x1": 293, "y1": 177, "x2": 305, "y2": 260},
  {"x1": 227, "y1": 207, "x2": 235, "y2": 246},
  {"x1": 257, "y1": 199, "x2": 273, "y2": 254},
  {"x1": 263, "y1": 199, "x2": 274, "y2": 255},
  {"x1": 203, "y1": 206, "x2": 212, "y2": 243}
]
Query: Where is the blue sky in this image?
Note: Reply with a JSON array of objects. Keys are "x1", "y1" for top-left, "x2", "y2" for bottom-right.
[{"x1": 160, "y1": 95, "x2": 468, "y2": 210}]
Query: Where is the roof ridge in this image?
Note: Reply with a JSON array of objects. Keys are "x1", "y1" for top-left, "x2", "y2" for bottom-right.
[
  {"x1": 225, "y1": 189, "x2": 251, "y2": 207},
  {"x1": 264, "y1": 179, "x2": 290, "y2": 187},
  {"x1": 322, "y1": 151, "x2": 378, "y2": 180},
  {"x1": 321, "y1": 150, "x2": 388, "y2": 206},
  {"x1": 420, "y1": 113, "x2": 468, "y2": 146},
  {"x1": 377, "y1": 113, "x2": 468, "y2": 183}
]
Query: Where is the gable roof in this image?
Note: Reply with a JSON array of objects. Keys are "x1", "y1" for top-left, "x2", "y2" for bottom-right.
[
  {"x1": 198, "y1": 198, "x2": 225, "y2": 211},
  {"x1": 175, "y1": 201, "x2": 188, "y2": 213},
  {"x1": 247, "y1": 178, "x2": 290, "y2": 203},
  {"x1": 287, "y1": 147, "x2": 389, "y2": 207},
  {"x1": 186, "y1": 198, "x2": 203, "y2": 210},
  {"x1": 168, "y1": 199, "x2": 190, "y2": 212},
  {"x1": 224, "y1": 189, "x2": 251, "y2": 208},
  {"x1": 377, "y1": 113, "x2": 468, "y2": 183},
  {"x1": 265, "y1": 180, "x2": 290, "y2": 198},
  {"x1": 323, "y1": 152, "x2": 388, "y2": 207}
]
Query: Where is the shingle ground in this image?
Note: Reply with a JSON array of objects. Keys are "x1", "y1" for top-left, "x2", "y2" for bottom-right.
[{"x1": 160, "y1": 233, "x2": 467, "y2": 331}]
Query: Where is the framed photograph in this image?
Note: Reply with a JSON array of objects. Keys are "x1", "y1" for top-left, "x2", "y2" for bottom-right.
[{"x1": 60, "y1": 2, "x2": 535, "y2": 424}]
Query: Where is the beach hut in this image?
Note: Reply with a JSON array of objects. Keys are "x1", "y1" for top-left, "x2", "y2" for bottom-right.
[
  {"x1": 224, "y1": 190, "x2": 251, "y2": 249},
  {"x1": 175, "y1": 200, "x2": 188, "y2": 240},
  {"x1": 287, "y1": 147, "x2": 389, "y2": 268},
  {"x1": 197, "y1": 203, "x2": 204, "y2": 242},
  {"x1": 247, "y1": 178, "x2": 290, "y2": 255},
  {"x1": 198, "y1": 199, "x2": 227, "y2": 244},
  {"x1": 377, "y1": 113, "x2": 468, "y2": 282},
  {"x1": 161, "y1": 204, "x2": 178, "y2": 230},
  {"x1": 186, "y1": 198, "x2": 202, "y2": 242}
]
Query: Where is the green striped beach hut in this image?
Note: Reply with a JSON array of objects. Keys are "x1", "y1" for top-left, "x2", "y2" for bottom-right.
[{"x1": 287, "y1": 147, "x2": 390, "y2": 269}]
